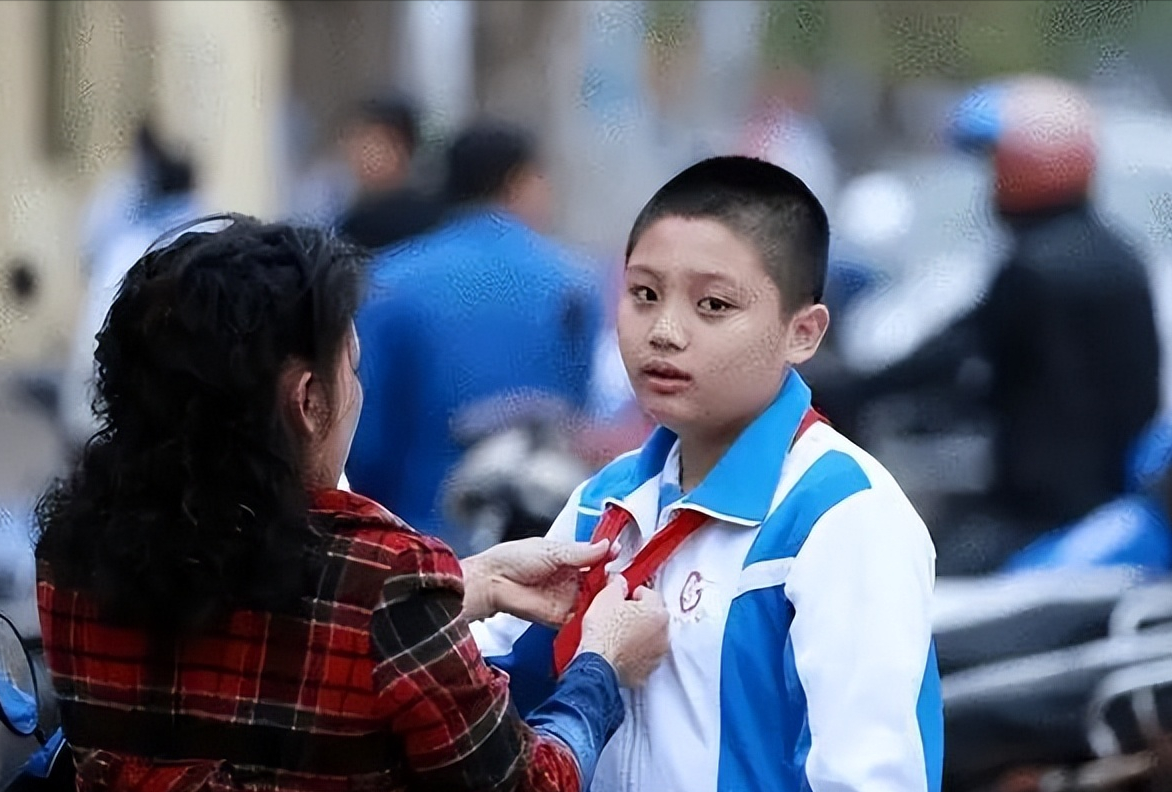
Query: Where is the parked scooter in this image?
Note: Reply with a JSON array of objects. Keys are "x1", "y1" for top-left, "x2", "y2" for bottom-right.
[
  {"x1": 937, "y1": 416, "x2": 1172, "y2": 790},
  {"x1": 443, "y1": 393, "x2": 595, "y2": 555},
  {"x1": 0, "y1": 613, "x2": 68, "y2": 792}
]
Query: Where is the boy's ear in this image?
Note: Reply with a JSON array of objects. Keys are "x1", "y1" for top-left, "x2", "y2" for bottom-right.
[{"x1": 784, "y1": 303, "x2": 830, "y2": 366}]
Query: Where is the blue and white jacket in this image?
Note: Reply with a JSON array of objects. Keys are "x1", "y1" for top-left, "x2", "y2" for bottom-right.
[{"x1": 471, "y1": 372, "x2": 943, "y2": 792}]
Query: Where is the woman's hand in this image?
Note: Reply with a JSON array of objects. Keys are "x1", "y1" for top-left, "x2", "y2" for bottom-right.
[
  {"x1": 578, "y1": 577, "x2": 670, "y2": 688},
  {"x1": 461, "y1": 537, "x2": 611, "y2": 626}
]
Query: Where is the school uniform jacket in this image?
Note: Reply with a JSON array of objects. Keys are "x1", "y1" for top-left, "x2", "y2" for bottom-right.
[{"x1": 471, "y1": 372, "x2": 944, "y2": 792}]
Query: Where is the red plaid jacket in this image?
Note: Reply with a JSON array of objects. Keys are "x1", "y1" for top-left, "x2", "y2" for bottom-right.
[{"x1": 36, "y1": 489, "x2": 581, "y2": 792}]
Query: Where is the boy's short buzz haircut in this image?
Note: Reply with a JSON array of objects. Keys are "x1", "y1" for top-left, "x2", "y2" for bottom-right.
[{"x1": 625, "y1": 156, "x2": 830, "y2": 312}]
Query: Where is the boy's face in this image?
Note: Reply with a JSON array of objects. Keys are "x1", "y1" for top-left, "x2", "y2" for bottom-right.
[{"x1": 618, "y1": 216, "x2": 827, "y2": 445}]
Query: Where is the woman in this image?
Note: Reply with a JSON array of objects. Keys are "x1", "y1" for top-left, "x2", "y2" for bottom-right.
[{"x1": 35, "y1": 217, "x2": 669, "y2": 792}]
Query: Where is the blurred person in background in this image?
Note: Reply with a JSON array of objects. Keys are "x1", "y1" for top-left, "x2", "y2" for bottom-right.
[
  {"x1": 61, "y1": 121, "x2": 203, "y2": 451},
  {"x1": 839, "y1": 76, "x2": 1161, "y2": 575},
  {"x1": 739, "y1": 70, "x2": 839, "y2": 216},
  {"x1": 346, "y1": 121, "x2": 604, "y2": 555},
  {"x1": 335, "y1": 95, "x2": 445, "y2": 252},
  {"x1": 35, "y1": 217, "x2": 669, "y2": 792},
  {"x1": 76, "y1": 124, "x2": 195, "y2": 273},
  {"x1": 738, "y1": 72, "x2": 893, "y2": 410}
]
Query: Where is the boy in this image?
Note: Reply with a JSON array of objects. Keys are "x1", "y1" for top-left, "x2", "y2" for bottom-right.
[{"x1": 472, "y1": 157, "x2": 942, "y2": 792}]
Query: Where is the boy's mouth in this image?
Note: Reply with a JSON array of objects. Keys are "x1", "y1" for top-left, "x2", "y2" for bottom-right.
[{"x1": 641, "y1": 361, "x2": 693, "y2": 393}]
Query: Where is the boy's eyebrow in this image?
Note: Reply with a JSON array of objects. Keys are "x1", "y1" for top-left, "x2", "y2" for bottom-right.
[
  {"x1": 689, "y1": 270, "x2": 750, "y2": 295},
  {"x1": 625, "y1": 263, "x2": 662, "y2": 280},
  {"x1": 627, "y1": 263, "x2": 746, "y2": 291},
  {"x1": 693, "y1": 270, "x2": 739, "y2": 286}
]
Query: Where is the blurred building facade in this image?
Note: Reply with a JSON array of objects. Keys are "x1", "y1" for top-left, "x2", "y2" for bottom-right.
[
  {"x1": 2, "y1": 0, "x2": 1171, "y2": 369},
  {"x1": 0, "y1": 0, "x2": 592, "y2": 367},
  {"x1": 0, "y1": 0, "x2": 289, "y2": 366}
]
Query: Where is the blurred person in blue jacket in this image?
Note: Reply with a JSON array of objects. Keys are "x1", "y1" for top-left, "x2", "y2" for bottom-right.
[{"x1": 346, "y1": 122, "x2": 603, "y2": 554}]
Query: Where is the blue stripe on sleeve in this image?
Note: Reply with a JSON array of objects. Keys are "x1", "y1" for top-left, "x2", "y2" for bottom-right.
[
  {"x1": 743, "y1": 450, "x2": 872, "y2": 566},
  {"x1": 918, "y1": 643, "x2": 945, "y2": 792}
]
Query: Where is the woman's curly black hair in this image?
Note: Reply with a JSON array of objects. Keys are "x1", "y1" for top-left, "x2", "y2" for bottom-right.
[{"x1": 36, "y1": 216, "x2": 366, "y2": 633}]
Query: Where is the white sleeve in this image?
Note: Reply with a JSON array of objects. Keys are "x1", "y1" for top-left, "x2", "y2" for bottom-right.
[
  {"x1": 469, "y1": 480, "x2": 587, "y2": 654},
  {"x1": 785, "y1": 485, "x2": 936, "y2": 792}
]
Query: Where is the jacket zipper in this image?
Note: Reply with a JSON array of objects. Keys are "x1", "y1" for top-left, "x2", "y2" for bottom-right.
[
  {"x1": 624, "y1": 564, "x2": 662, "y2": 790},
  {"x1": 623, "y1": 685, "x2": 642, "y2": 790}
]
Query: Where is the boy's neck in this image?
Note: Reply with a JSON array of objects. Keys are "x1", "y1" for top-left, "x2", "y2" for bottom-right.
[
  {"x1": 678, "y1": 433, "x2": 737, "y2": 492},
  {"x1": 674, "y1": 377, "x2": 793, "y2": 491}
]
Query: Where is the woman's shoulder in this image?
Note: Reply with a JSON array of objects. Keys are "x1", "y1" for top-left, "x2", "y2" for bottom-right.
[
  {"x1": 332, "y1": 524, "x2": 459, "y2": 576},
  {"x1": 310, "y1": 489, "x2": 462, "y2": 581}
]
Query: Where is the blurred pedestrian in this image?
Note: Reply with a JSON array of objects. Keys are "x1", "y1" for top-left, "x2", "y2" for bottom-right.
[
  {"x1": 335, "y1": 95, "x2": 444, "y2": 251},
  {"x1": 61, "y1": 121, "x2": 203, "y2": 450},
  {"x1": 848, "y1": 76, "x2": 1161, "y2": 574},
  {"x1": 346, "y1": 121, "x2": 604, "y2": 554}
]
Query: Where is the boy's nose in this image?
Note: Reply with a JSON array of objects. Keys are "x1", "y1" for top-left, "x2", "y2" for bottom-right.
[{"x1": 648, "y1": 311, "x2": 686, "y2": 351}]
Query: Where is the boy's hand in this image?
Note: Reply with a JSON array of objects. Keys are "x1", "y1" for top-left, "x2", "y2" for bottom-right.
[{"x1": 461, "y1": 538, "x2": 612, "y2": 626}]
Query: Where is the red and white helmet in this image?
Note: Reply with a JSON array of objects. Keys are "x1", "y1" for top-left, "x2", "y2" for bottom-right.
[{"x1": 951, "y1": 75, "x2": 1097, "y2": 214}]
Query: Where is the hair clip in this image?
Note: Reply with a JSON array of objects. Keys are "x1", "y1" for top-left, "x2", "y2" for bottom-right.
[{"x1": 143, "y1": 212, "x2": 246, "y2": 257}]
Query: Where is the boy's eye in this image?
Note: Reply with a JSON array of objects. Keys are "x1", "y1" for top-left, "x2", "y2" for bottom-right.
[
  {"x1": 698, "y1": 297, "x2": 734, "y2": 312},
  {"x1": 630, "y1": 285, "x2": 658, "y2": 302}
]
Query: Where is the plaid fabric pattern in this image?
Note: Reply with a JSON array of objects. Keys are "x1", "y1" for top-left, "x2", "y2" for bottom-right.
[{"x1": 37, "y1": 489, "x2": 581, "y2": 792}]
